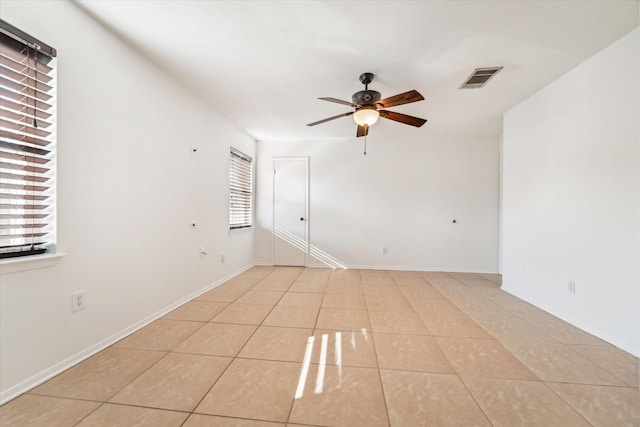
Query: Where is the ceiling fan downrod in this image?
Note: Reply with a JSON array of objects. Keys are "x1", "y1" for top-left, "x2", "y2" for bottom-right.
[{"x1": 359, "y1": 72, "x2": 375, "y2": 91}]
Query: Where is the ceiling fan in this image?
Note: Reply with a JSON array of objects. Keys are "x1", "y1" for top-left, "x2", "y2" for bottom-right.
[{"x1": 307, "y1": 73, "x2": 427, "y2": 137}]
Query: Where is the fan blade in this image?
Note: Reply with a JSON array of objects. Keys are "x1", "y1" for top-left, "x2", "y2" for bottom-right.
[
  {"x1": 379, "y1": 110, "x2": 427, "y2": 127},
  {"x1": 378, "y1": 90, "x2": 424, "y2": 108},
  {"x1": 307, "y1": 111, "x2": 354, "y2": 126},
  {"x1": 319, "y1": 97, "x2": 360, "y2": 107},
  {"x1": 356, "y1": 125, "x2": 369, "y2": 138}
]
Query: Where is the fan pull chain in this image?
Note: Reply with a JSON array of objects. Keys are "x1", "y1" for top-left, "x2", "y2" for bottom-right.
[{"x1": 363, "y1": 135, "x2": 367, "y2": 155}]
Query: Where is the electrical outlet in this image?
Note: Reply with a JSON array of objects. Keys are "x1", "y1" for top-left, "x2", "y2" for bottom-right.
[
  {"x1": 220, "y1": 254, "x2": 225, "y2": 263},
  {"x1": 568, "y1": 280, "x2": 576, "y2": 294},
  {"x1": 72, "y1": 290, "x2": 86, "y2": 312},
  {"x1": 382, "y1": 247, "x2": 388, "y2": 255}
]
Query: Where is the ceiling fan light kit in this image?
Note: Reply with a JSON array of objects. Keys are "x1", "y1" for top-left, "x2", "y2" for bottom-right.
[
  {"x1": 307, "y1": 72, "x2": 427, "y2": 138},
  {"x1": 353, "y1": 107, "x2": 379, "y2": 126}
]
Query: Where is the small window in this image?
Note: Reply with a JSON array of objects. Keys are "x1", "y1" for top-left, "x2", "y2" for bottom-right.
[
  {"x1": 0, "y1": 20, "x2": 57, "y2": 259},
  {"x1": 229, "y1": 147, "x2": 253, "y2": 230}
]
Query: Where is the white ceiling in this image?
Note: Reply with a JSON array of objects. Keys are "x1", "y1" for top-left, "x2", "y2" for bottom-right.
[{"x1": 76, "y1": 0, "x2": 638, "y2": 142}]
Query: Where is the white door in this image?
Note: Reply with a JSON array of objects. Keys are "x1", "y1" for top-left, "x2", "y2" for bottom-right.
[{"x1": 273, "y1": 157, "x2": 309, "y2": 266}]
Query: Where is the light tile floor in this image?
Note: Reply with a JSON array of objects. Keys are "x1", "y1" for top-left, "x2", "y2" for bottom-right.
[{"x1": 1, "y1": 267, "x2": 638, "y2": 426}]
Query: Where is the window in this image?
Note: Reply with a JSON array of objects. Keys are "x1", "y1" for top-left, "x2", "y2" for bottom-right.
[
  {"x1": 229, "y1": 147, "x2": 252, "y2": 230},
  {"x1": 0, "y1": 20, "x2": 57, "y2": 259}
]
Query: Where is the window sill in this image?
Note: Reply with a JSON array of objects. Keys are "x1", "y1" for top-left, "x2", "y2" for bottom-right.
[
  {"x1": 0, "y1": 252, "x2": 66, "y2": 275},
  {"x1": 229, "y1": 226, "x2": 253, "y2": 235}
]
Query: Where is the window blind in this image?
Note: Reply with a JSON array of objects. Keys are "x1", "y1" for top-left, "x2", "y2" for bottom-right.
[
  {"x1": 0, "y1": 21, "x2": 56, "y2": 259},
  {"x1": 229, "y1": 147, "x2": 252, "y2": 230}
]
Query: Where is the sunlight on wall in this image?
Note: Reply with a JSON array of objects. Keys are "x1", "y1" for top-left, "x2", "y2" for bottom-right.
[{"x1": 273, "y1": 226, "x2": 346, "y2": 269}]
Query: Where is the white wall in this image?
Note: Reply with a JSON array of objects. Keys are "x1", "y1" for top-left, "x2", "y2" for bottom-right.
[
  {"x1": 502, "y1": 28, "x2": 639, "y2": 356},
  {"x1": 0, "y1": 1, "x2": 255, "y2": 402},
  {"x1": 256, "y1": 133, "x2": 500, "y2": 273}
]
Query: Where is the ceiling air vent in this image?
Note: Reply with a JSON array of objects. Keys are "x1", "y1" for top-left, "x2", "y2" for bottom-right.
[{"x1": 460, "y1": 67, "x2": 503, "y2": 89}]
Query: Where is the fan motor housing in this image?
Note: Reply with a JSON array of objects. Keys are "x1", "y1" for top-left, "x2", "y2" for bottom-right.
[{"x1": 352, "y1": 90, "x2": 381, "y2": 106}]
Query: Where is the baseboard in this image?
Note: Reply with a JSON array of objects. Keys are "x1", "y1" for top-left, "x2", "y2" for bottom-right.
[
  {"x1": 347, "y1": 264, "x2": 500, "y2": 274},
  {"x1": 251, "y1": 261, "x2": 498, "y2": 274},
  {"x1": 259, "y1": 261, "x2": 341, "y2": 270},
  {"x1": 0, "y1": 263, "x2": 255, "y2": 405},
  {"x1": 501, "y1": 285, "x2": 640, "y2": 358},
  {"x1": 222, "y1": 262, "x2": 500, "y2": 276}
]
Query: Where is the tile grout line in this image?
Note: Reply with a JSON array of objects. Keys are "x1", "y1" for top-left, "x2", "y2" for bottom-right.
[
  {"x1": 280, "y1": 267, "x2": 315, "y2": 426},
  {"x1": 427, "y1": 275, "x2": 496, "y2": 426},
  {"x1": 456, "y1": 374, "x2": 497, "y2": 427},
  {"x1": 185, "y1": 267, "x2": 287, "y2": 423},
  {"x1": 173, "y1": 268, "x2": 274, "y2": 421},
  {"x1": 372, "y1": 273, "x2": 397, "y2": 427},
  {"x1": 424, "y1": 271, "x2": 621, "y2": 426},
  {"x1": 110, "y1": 320, "x2": 218, "y2": 417}
]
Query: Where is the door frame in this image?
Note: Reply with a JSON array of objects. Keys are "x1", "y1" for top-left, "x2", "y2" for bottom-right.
[{"x1": 272, "y1": 156, "x2": 310, "y2": 266}]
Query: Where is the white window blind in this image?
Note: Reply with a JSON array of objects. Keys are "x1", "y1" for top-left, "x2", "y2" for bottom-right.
[
  {"x1": 0, "y1": 20, "x2": 56, "y2": 259},
  {"x1": 229, "y1": 147, "x2": 252, "y2": 230}
]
